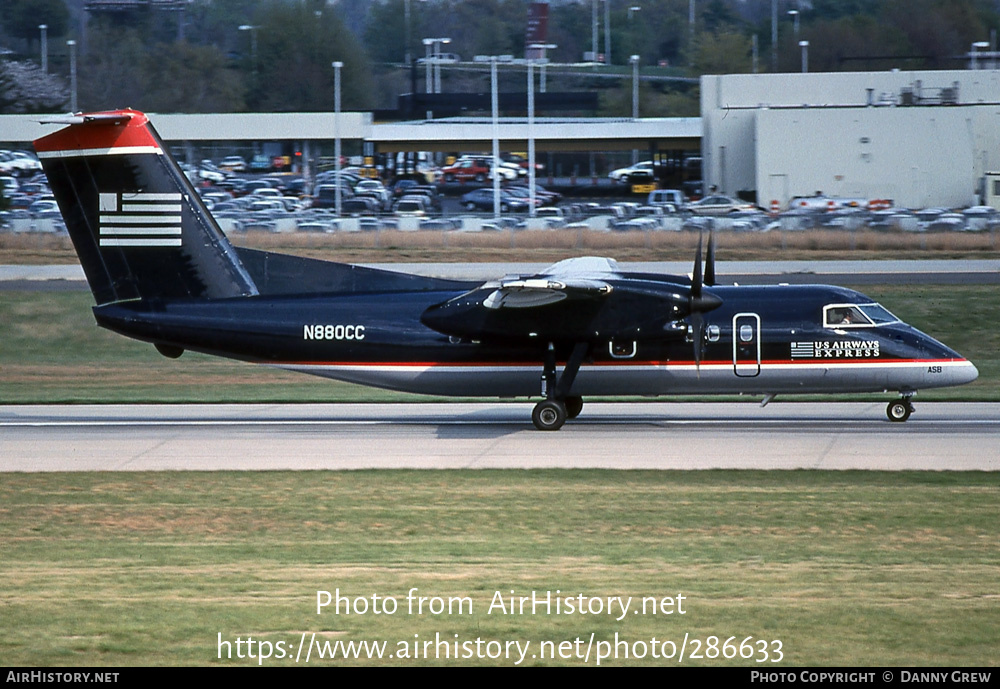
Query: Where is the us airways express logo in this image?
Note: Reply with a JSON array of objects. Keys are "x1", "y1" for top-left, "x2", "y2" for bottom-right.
[{"x1": 791, "y1": 340, "x2": 881, "y2": 359}]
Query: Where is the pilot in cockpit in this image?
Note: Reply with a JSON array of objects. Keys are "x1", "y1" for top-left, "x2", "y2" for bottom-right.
[{"x1": 827, "y1": 307, "x2": 859, "y2": 327}]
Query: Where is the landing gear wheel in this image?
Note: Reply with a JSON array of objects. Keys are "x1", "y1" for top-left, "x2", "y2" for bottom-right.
[
  {"x1": 565, "y1": 396, "x2": 584, "y2": 420},
  {"x1": 532, "y1": 400, "x2": 567, "y2": 431},
  {"x1": 887, "y1": 400, "x2": 913, "y2": 423}
]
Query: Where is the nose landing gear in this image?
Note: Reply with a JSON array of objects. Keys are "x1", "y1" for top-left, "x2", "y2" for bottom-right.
[{"x1": 886, "y1": 396, "x2": 915, "y2": 422}]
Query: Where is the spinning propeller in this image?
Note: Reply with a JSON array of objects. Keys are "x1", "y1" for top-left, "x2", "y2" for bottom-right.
[{"x1": 688, "y1": 230, "x2": 722, "y2": 371}]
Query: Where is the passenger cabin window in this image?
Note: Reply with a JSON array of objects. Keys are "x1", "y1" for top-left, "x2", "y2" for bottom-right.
[{"x1": 823, "y1": 303, "x2": 899, "y2": 329}]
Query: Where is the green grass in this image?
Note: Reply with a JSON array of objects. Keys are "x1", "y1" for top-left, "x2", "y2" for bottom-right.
[
  {"x1": 0, "y1": 471, "x2": 997, "y2": 666},
  {"x1": 1, "y1": 285, "x2": 998, "y2": 403}
]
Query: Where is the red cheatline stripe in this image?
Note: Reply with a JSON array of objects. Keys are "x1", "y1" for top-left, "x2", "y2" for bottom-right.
[{"x1": 33, "y1": 109, "x2": 158, "y2": 155}]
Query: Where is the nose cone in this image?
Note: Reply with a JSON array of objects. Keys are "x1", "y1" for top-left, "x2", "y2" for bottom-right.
[
  {"x1": 901, "y1": 324, "x2": 979, "y2": 388},
  {"x1": 951, "y1": 359, "x2": 979, "y2": 387}
]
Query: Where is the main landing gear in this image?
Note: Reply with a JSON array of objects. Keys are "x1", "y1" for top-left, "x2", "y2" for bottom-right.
[
  {"x1": 886, "y1": 396, "x2": 915, "y2": 423},
  {"x1": 531, "y1": 343, "x2": 588, "y2": 431},
  {"x1": 531, "y1": 395, "x2": 584, "y2": 431}
]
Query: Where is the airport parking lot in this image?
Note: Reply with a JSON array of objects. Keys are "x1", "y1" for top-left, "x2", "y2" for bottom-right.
[{"x1": 5, "y1": 160, "x2": 1000, "y2": 240}]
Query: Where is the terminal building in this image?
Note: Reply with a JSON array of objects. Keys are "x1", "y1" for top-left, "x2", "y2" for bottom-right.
[
  {"x1": 3, "y1": 68, "x2": 1000, "y2": 209},
  {"x1": 701, "y1": 69, "x2": 1000, "y2": 209}
]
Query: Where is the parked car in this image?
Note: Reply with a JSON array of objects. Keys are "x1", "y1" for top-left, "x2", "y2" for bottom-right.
[
  {"x1": 687, "y1": 195, "x2": 757, "y2": 216},
  {"x1": 608, "y1": 160, "x2": 654, "y2": 183},
  {"x1": 460, "y1": 188, "x2": 531, "y2": 213},
  {"x1": 197, "y1": 162, "x2": 226, "y2": 183},
  {"x1": 341, "y1": 198, "x2": 382, "y2": 216},
  {"x1": 392, "y1": 179, "x2": 420, "y2": 197},
  {"x1": 27, "y1": 199, "x2": 61, "y2": 217},
  {"x1": 647, "y1": 189, "x2": 687, "y2": 209},
  {"x1": 441, "y1": 157, "x2": 517, "y2": 183},
  {"x1": 403, "y1": 185, "x2": 443, "y2": 211},
  {"x1": 502, "y1": 153, "x2": 544, "y2": 174},
  {"x1": 502, "y1": 186, "x2": 553, "y2": 207},
  {"x1": 354, "y1": 180, "x2": 392, "y2": 210},
  {"x1": 393, "y1": 196, "x2": 430, "y2": 216},
  {"x1": 311, "y1": 184, "x2": 354, "y2": 209},
  {"x1": 506, "y1": 183, "x2": 561, "y2": 205},
  {"x1": 0, "y1": 150, "x2": 43, "y2": 177},
  {"x1": 218, "y1": 156, "x2": 247, "y2": 172}
]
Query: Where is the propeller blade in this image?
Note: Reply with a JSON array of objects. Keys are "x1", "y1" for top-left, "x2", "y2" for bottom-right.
[
  {"x1": 689, "y1": 229, "x2": 722, "y2": 315},
  {"x1": 705, "y1": 230, "x2": 716, "y2": 287},
  {"x1": 690, "y1": 311, "x2": 704, "y2": 377},
  {"x1": 692, "y1": 231, "x2": 703, "y2": 299}
]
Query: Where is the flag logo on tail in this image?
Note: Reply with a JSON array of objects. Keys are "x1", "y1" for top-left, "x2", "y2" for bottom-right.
[{"x1": 99, "y1": 192, "x2": 183, "y2": 247}]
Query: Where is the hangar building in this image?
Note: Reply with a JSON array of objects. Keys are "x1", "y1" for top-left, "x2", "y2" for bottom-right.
[{"x1": 701, "y1": 70, "x2": 1000, "y2": 209}]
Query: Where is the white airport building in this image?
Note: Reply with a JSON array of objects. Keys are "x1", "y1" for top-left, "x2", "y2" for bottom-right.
[
  {"x1": 4, "y1": 68, "x2": 1000, "y2": 210},
  {"x1": 701, "y1": 69, "x2": 1000, "y2": 209}
]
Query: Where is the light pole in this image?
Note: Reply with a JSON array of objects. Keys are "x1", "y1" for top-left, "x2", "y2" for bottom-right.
[
  {"x1": 434, "y1": 37, "x2": 450, "y2": 93},
  {"x1": 591, "y1": 0, "x2": 598, "y2": 64},
  {"x1": 630, "y1": 54, "x2": 640, "y2": 120},
  {"x1": 422, "y1": 39, "x2": 433, "y2": 94},
  {"x1": 628, "y1": 6, "x2": 642, "y2": 69},
  {"x1": 527, "y1": 60, "x2": 536, "y2": 217},
  {"x1": 788, "y1": 10, "x2": 799, "y2": 44},
  {"x1": 39, "y1": 24, "x2": 48, "y2": 74},
  {"x1": 404, "y1": 0, "x2": 411, "y2": 65},
  {"x1": 528, "y1": 43, "x2": 556, "y2": 93},
  {"x1": 630, "y1": 54, "x2": 640, "y2": 164},
  {"x1": 67, "y1": 40, "x2": 77, "y2": 112},
  {"x1": 771, "y1": 0, "x2": 778, "y2": 71},
  {"x1": 332, "y1": 60, "x2": 343, "y2": 218},
  {"x1": 799, "y1": 40, "x2": 809, "y2": 73},
  {"x1": 239, "y1": 25, "x2": 259, "y2": 79},
  {"x1": 490, "y1": 56, "x2": 500, "y2": 219},
  {"x1": 422, "y1": 37, "x2": 450, "y2": 93},
  {"x1": 604, "y1": 0, "x2": 611, "y2": 65},
  {"x1": 971, "y1": 41, "x2": 989, "y2": 69}
]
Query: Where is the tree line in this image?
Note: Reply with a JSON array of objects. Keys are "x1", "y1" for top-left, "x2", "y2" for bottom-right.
[{"x1": 1, "y1": 0, "x2": 998, "y2": 115}]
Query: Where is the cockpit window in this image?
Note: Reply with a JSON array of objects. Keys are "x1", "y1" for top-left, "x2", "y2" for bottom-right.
[
  {"x1": 823, "y1": 303, "x2": 899, "y2": 328},
  {"x1": 858, "y1": 303, "x2": 899, "y2": 324}
]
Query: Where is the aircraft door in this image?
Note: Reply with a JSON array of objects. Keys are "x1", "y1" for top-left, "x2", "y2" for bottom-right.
[{"x1": 733, "y1": 313, "x2": 761, "y2": 377}]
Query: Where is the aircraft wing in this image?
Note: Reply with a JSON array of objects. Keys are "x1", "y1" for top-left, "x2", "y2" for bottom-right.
[
  {"x1": 420, "y1": 256, "x2": 710, "y2": 343},
  {"x1": 481, "y1": 276, "x2": 612, "y2": 309},
  {"x1": 539, "y1": 256, "x2": 620, "y2": 276}
]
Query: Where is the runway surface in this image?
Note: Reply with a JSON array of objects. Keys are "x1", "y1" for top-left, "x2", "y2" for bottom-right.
[
  {"x1": 3, "y1": 402, "x2": 998, "y2": 471},
  {"x1": 4, "y1": 259, "x2": 1000, "y2": 287}
]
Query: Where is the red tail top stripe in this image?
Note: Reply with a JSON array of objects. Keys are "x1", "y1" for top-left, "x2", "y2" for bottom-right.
[{"x1": 33, "y1": 109, "x2": 158, "y2": 154}]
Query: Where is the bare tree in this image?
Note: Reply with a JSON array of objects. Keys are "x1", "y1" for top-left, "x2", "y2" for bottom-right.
[{"x1": 0, "y1": 59, "x2": 69, "y2": 113}]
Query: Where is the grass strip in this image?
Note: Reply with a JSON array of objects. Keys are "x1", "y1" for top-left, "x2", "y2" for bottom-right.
[{"x1": 1, "y1": 470, "x2": 996, "y2": 666}]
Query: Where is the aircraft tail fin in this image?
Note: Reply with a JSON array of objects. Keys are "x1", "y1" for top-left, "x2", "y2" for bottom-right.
[{"x1": 33, "y1": 110, "x2": 258, "y2": 305}]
